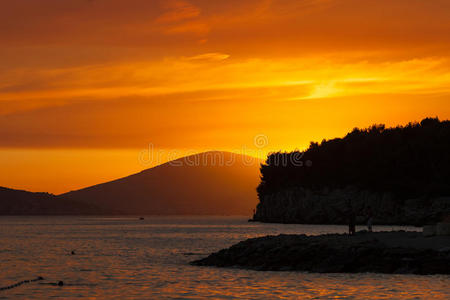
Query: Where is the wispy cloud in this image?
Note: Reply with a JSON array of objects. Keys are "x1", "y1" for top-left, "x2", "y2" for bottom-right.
[
  {"x1": 1, "y1": 0, "x2": 450, "y2": 149},
  {"x1": 2, "y1": 55, "x2": 450, "y2": 116},
  {"x1": 155, "y1": 0, "x2": 200, "y2": 24},
  {"x1": 154, "y1": 0, "x2": 210, "y2": 36},
  {"x1": 186, "y1": 53, "x2": 230, "y2": 62}
]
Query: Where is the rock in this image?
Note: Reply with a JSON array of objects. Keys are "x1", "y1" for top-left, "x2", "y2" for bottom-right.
[
  {"x1": 423, "y1": 225, "x2": 436, "y2": 237},
  {"x1": 253, "y1": 186, "x2": 450, "y2": 225},
  {"x1": 431, "y1": 197, "x2": 450, "y2": 211},
  {"x1": 436, "y1": 223, "x2": 450, "y2": 236},
  {"x1": 191, "y1": 232, "x2": 450, "y2": 274}
]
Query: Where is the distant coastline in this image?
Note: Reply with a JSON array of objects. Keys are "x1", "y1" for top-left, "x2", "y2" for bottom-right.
[
  {"x1": 0, "y1": 186, "x2": 103, "y2": 215},
  {"x1": 0, "y1": 152, "x2": 260, "y2": 216}
]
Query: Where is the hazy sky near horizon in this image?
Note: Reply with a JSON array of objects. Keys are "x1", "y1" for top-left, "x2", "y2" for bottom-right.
[{"x1": 1, "y1": 0, "x2": 450, "y2": 193}]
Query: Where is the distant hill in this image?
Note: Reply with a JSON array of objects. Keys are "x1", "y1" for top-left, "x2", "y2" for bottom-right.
[
  {"x1": 61, "y1": 151, "x2": 262, "y2": 215},
  {"x1": 0, "y1": 187, "x2": 101, "y2": 215},
  {"x1": 254, "y1": 118, "x2": 450, "y2": 225}
]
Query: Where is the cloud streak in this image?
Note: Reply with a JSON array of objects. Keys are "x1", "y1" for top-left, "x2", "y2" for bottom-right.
[{"x1": 1, "y1": 0, "x2": 450, "y2": 192}]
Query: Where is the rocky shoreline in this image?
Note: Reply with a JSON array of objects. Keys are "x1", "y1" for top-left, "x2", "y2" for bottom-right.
[
  {"x1": 191, "y1": 231, "x2": 450, "y2": 274},
  {"x1": 253, "y1": 187, "x2": 450, "y2": 226}
]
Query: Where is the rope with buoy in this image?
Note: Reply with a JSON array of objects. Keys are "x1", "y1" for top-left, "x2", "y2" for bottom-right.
[{"x1": 0, "y1": 276, "x2": 44, "y2": 291}]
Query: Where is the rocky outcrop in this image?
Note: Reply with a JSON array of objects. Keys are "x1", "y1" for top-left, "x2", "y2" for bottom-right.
[
  {"x1": 253, "y1": 186, "x2": 450, "y2": 225},
  {"x1": 424, "y1": 223, "x2": 450, "y2": 236},
  {"x1": 192, "y1": 232, "x2": 450, "y2": 274}
]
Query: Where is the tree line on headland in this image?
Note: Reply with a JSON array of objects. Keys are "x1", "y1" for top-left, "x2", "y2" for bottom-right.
[
  {"x1": 255, "y1": 118, "x2": 450, "y2": 224},
  {"x1": 258, "y1": 117, "x2": 450, "y2": 199}
]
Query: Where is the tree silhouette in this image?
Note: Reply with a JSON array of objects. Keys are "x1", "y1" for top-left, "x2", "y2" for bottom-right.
[{"x1": 257, "y1": 117, "x2": 450, "y2": 204}]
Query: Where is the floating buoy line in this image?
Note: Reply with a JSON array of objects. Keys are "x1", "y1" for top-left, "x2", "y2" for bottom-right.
[{"x1": 0, "y1": 276, "x2": 44, "y2": 291}]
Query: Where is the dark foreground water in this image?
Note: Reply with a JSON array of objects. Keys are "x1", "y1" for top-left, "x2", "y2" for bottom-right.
[{"x1": 0, "y1": 216, "x2": 448, "y2": 299}]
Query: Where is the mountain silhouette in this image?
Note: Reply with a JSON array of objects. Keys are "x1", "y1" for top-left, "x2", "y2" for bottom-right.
[
  {"x1": 0, "y1": 186, "x2": 101, "y2": 215},
  {"x1": 60, "y1": 151, "x2": 261, "y2": 215}
]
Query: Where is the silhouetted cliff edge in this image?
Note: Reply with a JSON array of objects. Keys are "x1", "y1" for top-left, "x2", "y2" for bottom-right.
[{"x1": 253, "y1": 118, "x2": 450, "y2": 225}]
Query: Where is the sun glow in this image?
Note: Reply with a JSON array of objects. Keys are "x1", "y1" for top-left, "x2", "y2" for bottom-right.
[{"x1": 1, "y1": 0, "x2": 450, "y2": 192}]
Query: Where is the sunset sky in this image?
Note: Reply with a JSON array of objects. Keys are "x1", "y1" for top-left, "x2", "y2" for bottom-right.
[{"x1": 1, "y1": 0, "x2": 450, "y2": 193}]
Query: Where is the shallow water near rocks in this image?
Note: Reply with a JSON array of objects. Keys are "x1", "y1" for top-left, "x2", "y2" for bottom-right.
[{"x1": 0, "y1": 216, "x2": 448, "y2": 299}]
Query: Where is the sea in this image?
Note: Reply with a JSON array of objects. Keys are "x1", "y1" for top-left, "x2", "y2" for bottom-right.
[{"x1": 0, "y1": 216, "x2": 449, "y2": 299}]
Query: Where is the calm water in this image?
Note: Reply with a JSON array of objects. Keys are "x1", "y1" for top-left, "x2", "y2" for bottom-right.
[{"x1": 0, "y1": 216, "x2": 448, "y2": 299}]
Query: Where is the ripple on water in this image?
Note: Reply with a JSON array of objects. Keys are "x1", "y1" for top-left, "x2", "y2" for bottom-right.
[{"x1": 0, "y1": 216, "x2": 448, "y2": 299}]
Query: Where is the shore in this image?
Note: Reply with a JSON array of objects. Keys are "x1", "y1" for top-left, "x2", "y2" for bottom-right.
[{"x1": 191, "y1": 231, "x2": 450, "y2": 274}]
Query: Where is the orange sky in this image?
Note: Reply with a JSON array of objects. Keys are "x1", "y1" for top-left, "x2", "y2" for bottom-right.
[{"x1": 1, "y1": 0, "x2": 450, "y2": 193}]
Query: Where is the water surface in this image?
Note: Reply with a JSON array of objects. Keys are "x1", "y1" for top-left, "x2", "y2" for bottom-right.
[{"x1": 0, "y1": 216, "x2": 448, "y2": 299}]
